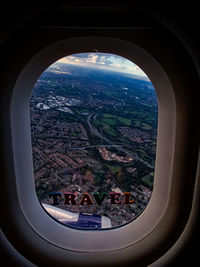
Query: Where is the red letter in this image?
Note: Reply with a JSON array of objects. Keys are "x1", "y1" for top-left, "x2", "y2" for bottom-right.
[
  {"x1": 79, "y1": 193, "x2": 93, "y2": 205},
  {"x1": 109, "y1": 192, "x2": 121, "y2": 204},
  {"x1": 64, "y1": 193, "x2": 77, "y2": 205},
  {"x1": 124, "y1": 192, "x2": 134, "y2": 204}
]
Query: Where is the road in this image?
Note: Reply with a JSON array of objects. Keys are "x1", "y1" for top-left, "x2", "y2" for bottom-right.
[
  {"x1": 69, "y1": 112, "x2": 154, "y2": 169},
  {"x1": 87, "y1": 112, "x2": 112, "y2": 144}
]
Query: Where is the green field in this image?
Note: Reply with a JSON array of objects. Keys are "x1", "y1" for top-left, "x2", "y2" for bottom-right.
[
  {"x1": 103, "y1": 113, "x2": 131, "y2": 126},
  {"x1": 102, "y1": 118, "x2": 116, "y2": 126},
  {"x1": 134, "y1": 119, "x2": 141, "y2": 127},
  {"x1": 117, "y1": 117, "x2": 131, "y2": 126},
  {"x1": 103, "y1": 125, "x2": 117, "y2": 137},
  {"x1": 106, "y1": 165, "x2": 122, "y2": 174},
  {"x1": 142, "y1": 172, "x2": 154, "y2": 188},
  {"x1": 141, "y1": 123, "x2": 152, "y2": 130},
  {"x1": 103, "y1": 113, "x2": 116, "y2": 118}
]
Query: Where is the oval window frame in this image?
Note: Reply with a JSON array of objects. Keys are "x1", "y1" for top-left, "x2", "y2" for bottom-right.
[{"x1": 9, "y1": 36, "x2": 176, "y2": 253}]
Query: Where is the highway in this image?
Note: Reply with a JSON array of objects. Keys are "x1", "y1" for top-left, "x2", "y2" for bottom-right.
[
  {"x1": 87, "y1": 112, "x2": 112, "y2": 144},
  {"x1": 67, "y1": 112, "x2": 154, "y2": 169}
]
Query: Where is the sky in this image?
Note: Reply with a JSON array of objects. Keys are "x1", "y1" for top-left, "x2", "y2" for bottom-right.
[{"x1": 54, "y1": 52, "x2": 148, "y2": 79}]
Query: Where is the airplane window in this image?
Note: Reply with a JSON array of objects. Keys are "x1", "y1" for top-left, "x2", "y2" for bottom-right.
[{"x1": 30, "y1": 52, "x2": 158, "y2": 229}]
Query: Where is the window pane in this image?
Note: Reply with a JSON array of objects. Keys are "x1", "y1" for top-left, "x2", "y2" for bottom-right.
[{"x1": 30, "y1": 53, "x2": 158, "y2": 229}]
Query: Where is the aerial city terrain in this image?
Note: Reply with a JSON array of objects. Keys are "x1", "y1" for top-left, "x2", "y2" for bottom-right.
[{"x1": 30, "y1": 55, "x2": 158, "y2": 228}]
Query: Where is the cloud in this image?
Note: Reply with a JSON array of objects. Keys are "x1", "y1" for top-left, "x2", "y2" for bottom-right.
[
  {"x1": 85, "y1": 53, "x2": 99, "y2": 64},
  {"x1": 56, "y1": 53, "x2": 148, "y2": 78},
  {"x1": 75, "y1": 58, "x2": 81, "y2": 63},
  {"x1": 104, "y1": 59, "x2": 113, "y2": 65}
]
